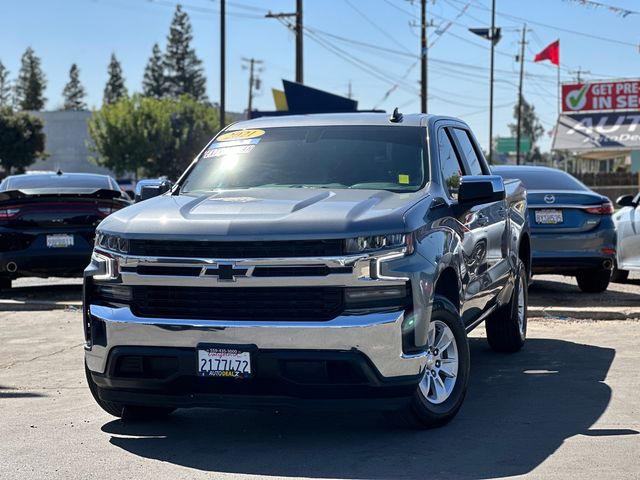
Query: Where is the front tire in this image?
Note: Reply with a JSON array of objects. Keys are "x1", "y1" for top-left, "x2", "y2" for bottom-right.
[
  {"x1": 485, "y1": 259, "x2": 527, "y2": 353},
  {"x1": 404, "y1": 296, "x2": 470, "y2": 429},
  {"x1": 576, "y1": 268, "x2": 610, "y2": 293},
  {"x1": 85, "y1": 363, "x2": 174, "y2": 420}
]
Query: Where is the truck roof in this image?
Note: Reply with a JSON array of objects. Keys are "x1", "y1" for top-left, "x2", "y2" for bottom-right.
[{"x1": 224, "y1": 112, "x2": 461, "y2": 130}]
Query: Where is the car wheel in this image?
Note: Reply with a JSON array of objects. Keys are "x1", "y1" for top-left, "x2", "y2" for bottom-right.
[
  {"x1": 404, "y1": 295, "x2": 470, "y2": 429},
  {"x1": 611, "y1": 266, "x2": 629, "y2": 283},
  {"x1": 485, "y1": 259, "x2": 527, "y2": 353},
  {"x1": 576, "y1": 269, "x2": 611, "y2": 293},
  {"x1": 0, "y1": 277, "x2": 11, "y2": 289},
  {"x1": 85, "y1": 363, "x2": 174, "y2": 420}
]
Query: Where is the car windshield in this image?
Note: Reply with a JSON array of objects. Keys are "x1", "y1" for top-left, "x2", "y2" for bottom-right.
[
  {"x1": 495, "y1": 168, "x2": 588, "y2": 191},
  {"x1": 180, "y1": 125, "x2": 427, "y2": 193}
]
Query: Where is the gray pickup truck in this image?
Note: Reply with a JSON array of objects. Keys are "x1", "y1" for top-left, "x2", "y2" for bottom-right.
[{"x1": 84, "y1": 112, "x2": 530, "y2": 428}]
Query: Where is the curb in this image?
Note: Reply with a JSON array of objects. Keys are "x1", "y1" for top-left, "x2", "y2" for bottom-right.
[{"x1": 529, "y1": 306, "x2": 640, "y2": 321}]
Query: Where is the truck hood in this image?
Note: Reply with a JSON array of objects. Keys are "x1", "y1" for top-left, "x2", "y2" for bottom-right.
[{"x1": 99, "y1": 188, "x2": 427, "y2": 240}]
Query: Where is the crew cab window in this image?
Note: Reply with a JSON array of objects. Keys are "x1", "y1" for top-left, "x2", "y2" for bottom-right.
[
  {"x1": 451, "y1": 128, "x2": 483, "y2": 176},
  {"x1": 438, "y1": 128, "x2": 463, "y2": 200}
]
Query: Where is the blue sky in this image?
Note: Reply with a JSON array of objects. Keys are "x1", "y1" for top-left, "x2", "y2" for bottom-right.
[{"x1": 2, "y1": 0, "x2": 640, "y2": 152}]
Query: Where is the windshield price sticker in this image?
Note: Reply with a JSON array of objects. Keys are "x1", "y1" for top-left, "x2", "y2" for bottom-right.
[
  {"x1": 208, "y1": 138, "x2": 261, "y2": 149},
  {"x1": 203, "y1": 145, "x2": 255, "y2": 158},
  {"x1": 216, "y1": 129, "x2": 265, "y2": 142}
]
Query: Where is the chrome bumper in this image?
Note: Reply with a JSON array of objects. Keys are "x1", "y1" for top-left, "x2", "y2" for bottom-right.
[{"x1": 85, "y1": 304, "x2": 428, "y2": 379}]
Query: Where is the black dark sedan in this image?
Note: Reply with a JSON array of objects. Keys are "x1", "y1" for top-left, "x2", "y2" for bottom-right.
[
  {"x1": 0, "y1": 172, "x2": 131, "y2": 288},
  {"x1": 493, "y1": 166, "x2": 616, "y2": 293}
]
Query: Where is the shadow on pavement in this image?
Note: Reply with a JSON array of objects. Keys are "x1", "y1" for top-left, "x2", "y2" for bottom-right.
[
  {"x1": 100, "y1": 337, "x2": 627, "y2": 479},
  {"x1": 529, "y1": 277, "x2": 640, "y2": 308}
]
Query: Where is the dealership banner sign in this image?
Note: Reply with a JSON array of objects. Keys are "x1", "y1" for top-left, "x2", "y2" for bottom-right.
[
  {"x1": 562, "y1": 79, "x2": 640, "y2": 113},
  {"x1": 553, "y1": 112, "x2": 640, "y2": 150}
]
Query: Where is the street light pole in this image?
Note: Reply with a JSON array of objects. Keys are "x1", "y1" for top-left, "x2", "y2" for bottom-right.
[
  {"x1": 516, "y1": 24, "x2": 527, "y2": 166},
  {"x1": 488, "y1": 0, "x2": 496, "y2": 164},
  {"x1": 421, "y1": 0, "x2": 427, "y2": 114}
]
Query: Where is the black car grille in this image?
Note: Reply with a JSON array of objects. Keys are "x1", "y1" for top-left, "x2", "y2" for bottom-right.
[
  {"x1": 128, "y1": 286, "x2": 345, "y2": 321},
  {"x1": 128, "y1": 239, "x2": 344, "y2": 258}
]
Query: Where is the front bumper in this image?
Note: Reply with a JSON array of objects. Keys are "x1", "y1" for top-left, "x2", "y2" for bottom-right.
[{"x1": 86, "y1": 304, "x2": 427, "y2": 380}]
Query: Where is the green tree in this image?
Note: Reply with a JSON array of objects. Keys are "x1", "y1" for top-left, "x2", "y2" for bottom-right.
[
  {"x1": 164, "y1": 5, "x2": 207, "y2": 101},
  {"x1": 62, "y1": 63, "x2": 87, "y2": 111},
  {"x1": 14, "y1": 47, "x2": 47, "y2": 111},
  {"x1": 88, "y1": 95, "x2": 218, "y2": 178},
  {"x1": 0, "y1": 61, "x2": 11, "y2": 107},
  {"x1": 142, "y1": 43, "x2": 167, "y2": 99},
  {"x1": 103, "y1": 54, "x2": 127, "y2": 105},
  {"x1": 0, "y1": 107, "x2": 47, "y2": 174},
  {"x1": 509, "y1": 96, "x2": 545, "y2": 151}
]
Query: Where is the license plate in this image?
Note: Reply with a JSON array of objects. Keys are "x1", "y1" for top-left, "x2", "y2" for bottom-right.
[
  {"x1": 197, "y1": 347, "x2": 252, "y2": 379},
  {"x1": 46, "y1": 234, "x2": 74, "y2": 248},
  {"x1": 535, "y1": 209, "x2": 563, "y2": 225}
]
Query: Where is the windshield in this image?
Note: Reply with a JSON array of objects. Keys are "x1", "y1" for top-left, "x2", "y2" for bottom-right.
[{"x1": 180, "y1": 125, "x2": 427, "y2": 193}]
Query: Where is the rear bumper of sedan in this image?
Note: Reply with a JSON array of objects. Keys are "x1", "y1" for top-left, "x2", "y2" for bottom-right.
[
  {"x1": 0, "y1": 229, "x2": 94, "y2": 278},
  {"x1": 531, "y1": 227, "x2": 616, "y2": 274}
]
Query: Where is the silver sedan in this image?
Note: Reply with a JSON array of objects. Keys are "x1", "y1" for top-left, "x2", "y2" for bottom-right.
[{"x1": 613, "y1": 192, "x2": 640, "y2": 282}]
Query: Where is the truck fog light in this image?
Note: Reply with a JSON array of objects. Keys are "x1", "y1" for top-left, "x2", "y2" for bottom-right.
[
  {"x1": 345, "y1": 285, "x2": 408, "y2": 305},
  {"x1": 96, "y1": 284, "x2": 132, "y2": 301}
]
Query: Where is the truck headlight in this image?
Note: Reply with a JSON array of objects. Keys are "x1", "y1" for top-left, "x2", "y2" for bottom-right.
[
  {"x1": 345, "y1": 233, "x2": 412, "y2": 254},
  {"x1": 95, "y1": 232, "x2": 129, "y2": 254}
]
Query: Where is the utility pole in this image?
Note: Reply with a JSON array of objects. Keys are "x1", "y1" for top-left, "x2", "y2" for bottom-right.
[
  {"x1": 220, "y1": 0, "x2": 226, "y2": 131},
  {"x1": 266, "y1": 1, "x2": 304, "y2": 84},
  {"x1": 516, "y1": 24, "x2": 527, "y2": 166},
  {"x1": 570, "y1": 67, "x2": 590, "y2": 83},
  {"x1": 347, "y1": 81, "x2": 353, "y2": 99},
  {"x1": 296, "y1": 0, "x2": 303, "y2": 83},
  {"x1": 421, "y1": 0, "x2": 428, "y2": 113},
  {"x1": 242, "y1": 57, "x2": 263, "y2": 117},
  {"x1": 488, "y1": 0, "x2": 496, "y2": 164}
]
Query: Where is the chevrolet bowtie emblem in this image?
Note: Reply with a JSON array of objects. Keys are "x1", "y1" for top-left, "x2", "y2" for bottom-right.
[{"x1": 202, "y1": 263, "x2": 249, "y2": 282}]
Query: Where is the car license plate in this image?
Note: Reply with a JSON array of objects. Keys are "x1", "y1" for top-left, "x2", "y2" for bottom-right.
[
  {"x1": 197, "y1": 347, "x2": 252, "y2": 378},
  {"x1": 46, "y1": 234, "x2": 74, "y2": 248},
  {"x1": 535, "y1": 209, "x2": 563, "y2": 225}
]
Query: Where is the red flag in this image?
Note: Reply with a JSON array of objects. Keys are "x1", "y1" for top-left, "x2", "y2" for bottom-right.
[{"x1": 534, "y1": 40, "x2": 560, "y2": 66}]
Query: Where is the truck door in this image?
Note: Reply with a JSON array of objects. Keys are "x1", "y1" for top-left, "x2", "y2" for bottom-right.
[
  {"x1": 437, "y1": 127, "x2": 492, "y2": 325},
  {"x1": 449, "y1": 127, "x2": 510, "y2": 312}
]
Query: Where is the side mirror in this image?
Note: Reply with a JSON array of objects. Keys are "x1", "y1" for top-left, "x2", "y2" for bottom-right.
[
  {"x1": 458, "y1": 175, "x2": 506, "y2": 205},
  {"x1": 134, "y1": 179, "x2": 173, "y2": 203},
  {"x1": 616, "y1": 194, "x2": 636, "y2": 208}
]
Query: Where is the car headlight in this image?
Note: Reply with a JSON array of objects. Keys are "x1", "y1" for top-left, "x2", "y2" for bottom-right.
[
  {"x1": 345, "y1": 233, "x2": 412, "y2": 254},
  {"x1": 95, "y1": 232, "x2": 129, "y2": 254}
]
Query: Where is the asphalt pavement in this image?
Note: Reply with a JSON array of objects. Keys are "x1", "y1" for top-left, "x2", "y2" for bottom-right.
[{"x1": 1, "y1": 276, "x2": 639, "y2": 480}]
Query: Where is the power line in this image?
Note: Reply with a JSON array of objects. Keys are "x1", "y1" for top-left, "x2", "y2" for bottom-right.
[
  {"x1": 447, "y1": 0, "x2": 638, "y2": 48},
  {"x1": 344, "y1": 0, "x2": 413, "y2": 54}
]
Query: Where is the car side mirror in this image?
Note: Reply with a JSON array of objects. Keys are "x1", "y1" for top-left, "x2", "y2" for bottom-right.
[
  {"x1": 616, "y1": 194, "x2": 636, "y2": 208},
  {"x1": 135, "y1": 179, "x2": 173, "y2": 203},
  {"x1": 458, "y1": 175, "x2": 506, "y2": 206}
]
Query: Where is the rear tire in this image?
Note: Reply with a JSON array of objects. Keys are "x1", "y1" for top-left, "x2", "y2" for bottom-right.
[
  {"x1": 85, "y1": 363, "x2": 174, "y2": 420},
  {"x1": 404, "y1": 296, "x2": 470, "y2": 429},
  {"x1": 485, "y1": 259, "x2": 527, "y2": 353},
  {"x1": 0, "y1": 277, "x2": 11, "y2": 289},
  {"x1": 611, "y1": 267, "x2": 629, "y2": 283},
  {"x1": 576, "y1": 268, "x2": 610, "y2": 293}
]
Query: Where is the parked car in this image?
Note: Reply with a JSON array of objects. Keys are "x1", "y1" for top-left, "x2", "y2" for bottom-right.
[
  {"x1": 0, "y1": 171, "x2": 131, "y2": 288},
  {"x1": 612, "y1": 192, "x2": 640, "y2": 282},
  {"x1": 84, "y1": 113, "x2": 530, "y2": 428},
  {"x1": 493, "y1": 165, "x2": 615, "y2": 292}
]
